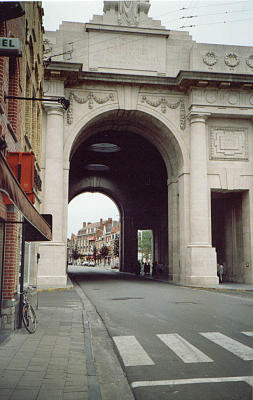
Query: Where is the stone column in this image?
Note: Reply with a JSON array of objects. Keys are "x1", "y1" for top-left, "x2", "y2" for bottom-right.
[
  {"x1": 168, "y1": 179, "x2": 179, "y2": 281},
  {"x1": 187, "y1": 113, "x2": 218, "y2": 285},
  {"x1": 38, "y1": 103, "x2": 67, "y2": 288},
  {"x1": 121, "y1": 215, "x2": 137, "y2": 273},
  {"x1": 43, "y1": 105, "x2": 64, "y2": 240}
]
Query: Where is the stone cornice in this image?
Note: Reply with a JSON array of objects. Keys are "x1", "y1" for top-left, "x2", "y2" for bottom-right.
[
  {"x1": 44, "y1": 61, "x2": 253, "y2": 90},
  {"x1": 78, "y1": 70, "x2": 253, "y2": 90},
  {"x1": 84, "y1": 23, "x2": 170, "y2": 37}
]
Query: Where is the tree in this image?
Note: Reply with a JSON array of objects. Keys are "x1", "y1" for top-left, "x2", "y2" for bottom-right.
[
  {"x1": 100, "y1": 245, "x2": 109, "y2": 262},
  {"x1": 93, "y1": 245, "x2": 97, "y2": 263},
  {"x1": 113, "y1": 235, "x2": 119, "y2": 257},
  {"x1": 72, "y1": 246, "x2": 80, "y2": 260},
  {"x1": 138, "y1": 230, "x2": 152, "y2": 260}
]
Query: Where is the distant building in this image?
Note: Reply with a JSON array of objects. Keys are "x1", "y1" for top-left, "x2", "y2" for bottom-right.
[{"x1": 69, "y1": 218, "x2": 120, "y2": 266}]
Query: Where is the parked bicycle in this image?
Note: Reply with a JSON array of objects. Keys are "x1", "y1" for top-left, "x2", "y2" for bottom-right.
[{"x1": 21, "y1": 286, "x2": 37, "y2": 333}]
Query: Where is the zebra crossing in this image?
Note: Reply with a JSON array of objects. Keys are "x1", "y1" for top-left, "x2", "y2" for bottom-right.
[{"x1": 113, "y1": 331, "x2": 253, "y2": 366}]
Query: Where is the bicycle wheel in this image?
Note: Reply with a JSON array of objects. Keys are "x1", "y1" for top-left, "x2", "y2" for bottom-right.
[{"x1": 22, "y1": 304, "x2": 37, "y2": 333}]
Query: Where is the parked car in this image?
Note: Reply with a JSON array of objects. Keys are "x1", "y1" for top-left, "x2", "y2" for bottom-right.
[
  {"x1": 89, "y1": 261, "x2": 95, "y2": 267},
  {"x1": 81, "y1": 261, "x2": 89, "y2": 266}
]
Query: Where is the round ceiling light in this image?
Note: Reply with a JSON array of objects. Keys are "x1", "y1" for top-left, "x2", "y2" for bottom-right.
[
  {"x1": 88, "y1": 143, "x2": 120, "y2": 153},
  {"x1": 85, "y1": 164, "x2": 110, "y2": 172}
]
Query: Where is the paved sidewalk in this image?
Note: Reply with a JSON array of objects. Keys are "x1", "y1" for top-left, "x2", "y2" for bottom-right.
[
  {"x1": 0, "y1": 280, "x2": 135, "y2": 400},
  {"x1": 145, "y1": 274, "x2": 253, "y2": 292},
  {"x1": 0, "y1": 288, "x2": 88, "y2": 400}
]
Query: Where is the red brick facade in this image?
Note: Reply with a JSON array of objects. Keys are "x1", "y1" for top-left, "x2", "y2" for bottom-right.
[
  {"x1": 2, "y1": 210, "x2": 19, "y2": 301},
  {"x1": 0, "y1": 12, "x2": 25, "y2": 330}
]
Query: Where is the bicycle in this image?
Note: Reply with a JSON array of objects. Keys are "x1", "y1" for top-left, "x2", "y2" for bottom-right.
[{"x1": 21, "y1": 286, "x2": 37, "y2": 333}]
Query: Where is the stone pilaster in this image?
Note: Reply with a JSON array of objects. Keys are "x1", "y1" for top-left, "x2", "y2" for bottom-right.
[
  {"x1": 43, "y1": 104, "x2": 64, "y2": 241},
  {"x1": 187, "y1": 113, "x2": 218, "y2": 285},
  {"x1": 38, "y1": 103, "x2": 67, "y2": 288}
]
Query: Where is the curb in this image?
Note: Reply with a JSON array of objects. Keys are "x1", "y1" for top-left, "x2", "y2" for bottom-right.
[
  {"x1": 141, "y1": 274, "x2": 253, "y2": 293},
  {"x1": 37, "y1": 285, "x2": 74, "y2": 293}
]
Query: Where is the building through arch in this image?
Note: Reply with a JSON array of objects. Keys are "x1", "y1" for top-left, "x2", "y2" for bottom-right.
[{"x1": 39, "y1": 1, "x2": 253, "y2": 287}]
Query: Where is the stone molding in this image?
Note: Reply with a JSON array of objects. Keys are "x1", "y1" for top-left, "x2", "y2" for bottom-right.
[
  {"x1": 209, "y1": 126, "x2": 248, "y2": 161},
  {"x1": 44, "y1": 104, "x2": 64, "y2": 116},
  {"x1": 67, "y1": 90, "x2": 116, "y2": 125},
  {"x1": 190, "y1": 89, "x2": 253, "y2": 108},
  {"x1": 188, "y1": 113, "x2": 210, "y2": 124},
  {"x1": 140, "y1": 95, "x2": 186, "y2": 130}
]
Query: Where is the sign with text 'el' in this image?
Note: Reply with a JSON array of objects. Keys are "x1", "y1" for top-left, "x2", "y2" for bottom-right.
[{"x1": 0, "y1": 37, "x2": 22, "y2": 57}]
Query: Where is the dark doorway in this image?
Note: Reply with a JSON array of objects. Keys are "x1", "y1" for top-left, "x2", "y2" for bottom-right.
[{"x1": 211, "y1": 191, "x2": 249, "y2": 283}]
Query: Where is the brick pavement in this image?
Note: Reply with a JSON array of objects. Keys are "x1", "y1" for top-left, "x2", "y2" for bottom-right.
[{"x1": 0, "y1": 288, "x2": 88, "y2": 400}]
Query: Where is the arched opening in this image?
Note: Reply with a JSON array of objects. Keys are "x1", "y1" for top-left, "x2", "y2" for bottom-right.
[
  {"x1": 67, "y1": 192, "x2": 120, "y2": 269},
  {"x1": 68, "y1": 109, "x2": 183, "y2": 276}
]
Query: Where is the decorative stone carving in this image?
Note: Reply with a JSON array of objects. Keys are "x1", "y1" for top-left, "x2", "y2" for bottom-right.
[
  {"x1": 203, "y1": 51, "x2": 217, "y2": 67},
  {"x1": 209, "y1": 127, "x2": 248, "y2": 160},
  {"x1": 118, "y1": 1, "x2": 139, "y2": 26},
  {"x1": 43, "y1": 38, "x2": 53, "y2": 59},
  {"x1": 206, "y1": 90, "x2": 218, "y2": 104},
  {"x1": 224, "y1": 53, "x2": 240, "y2": 68},
  {"x1": 67, "y1": 91, "x2": 115, "y2": 125},
  {"x1": 246, "y1": 54, "x2": 253, "y2": 69},
  {"x1": 141, "y1": 95, "x2": 186, "y2": 130}
]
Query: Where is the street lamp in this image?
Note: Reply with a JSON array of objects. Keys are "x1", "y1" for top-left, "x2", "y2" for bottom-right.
[{"x1": 4, "y1": 93, "x2": 70, "y2": 110}]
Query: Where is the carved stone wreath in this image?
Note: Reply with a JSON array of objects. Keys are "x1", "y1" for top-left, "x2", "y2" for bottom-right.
[
  {"x1": 246, "y1": 54, "x2": 253, "y2": 69},
  {"x1": 224, "y1": 53, "x2": 240, "y2": 68},
  {"x1": 141, "y1": 95, "x2": 186, "y2": 130},
  {"x1": 203, "y1": 51, "x2": 217, "y2": 66},
  {"x1": 67, "y1": 91, "x2": 115, "y2": 125}
]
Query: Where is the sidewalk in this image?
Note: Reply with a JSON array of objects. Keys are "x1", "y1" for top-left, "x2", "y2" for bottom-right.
[
  {"x1": 0, "y1": 280, "x2": 134, "y2": 400},
  {"x1": 146, "y1": 274, "x2": 253, "y2": 292}
]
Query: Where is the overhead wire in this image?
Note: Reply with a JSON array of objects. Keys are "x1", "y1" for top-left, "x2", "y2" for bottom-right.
[
  {"x1": 43, "y1": 0, "x2": 250, "y2": 57},
  {"x1": 43, "y1": 0, "x2": 252, "y2": 65}
]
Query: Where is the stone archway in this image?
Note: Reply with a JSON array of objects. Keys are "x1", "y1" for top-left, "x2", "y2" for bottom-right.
[{"x1": 68, "y1": 109, "x2": 183, "y2": 275}]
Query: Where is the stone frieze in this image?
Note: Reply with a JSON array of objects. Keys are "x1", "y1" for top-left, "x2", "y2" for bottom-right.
[
  {"x1": 67, "y1": 91, "x2": 116, "y2": 125},
  {"x1": 140, "y1": 95, "x2": 186, "y2": 130}
]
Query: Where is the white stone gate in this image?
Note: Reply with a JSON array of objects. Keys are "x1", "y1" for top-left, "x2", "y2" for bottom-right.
[{"x1": 39, "y1": 1, "x2": 253, "y2": 287}]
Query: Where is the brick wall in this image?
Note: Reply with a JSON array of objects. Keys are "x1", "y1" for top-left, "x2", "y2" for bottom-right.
[{"x1": 2, "y1": 209, "x2": 19, "y2": 301}]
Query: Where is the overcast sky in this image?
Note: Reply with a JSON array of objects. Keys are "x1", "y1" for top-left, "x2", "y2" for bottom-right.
[{"x1": 41, "y1": 0, "x2": 253, "y2": 237}]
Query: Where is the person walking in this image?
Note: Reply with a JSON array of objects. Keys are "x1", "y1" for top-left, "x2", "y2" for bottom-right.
[{"x1": 218, "y1": 263, "x2": 224, "y2": 283}]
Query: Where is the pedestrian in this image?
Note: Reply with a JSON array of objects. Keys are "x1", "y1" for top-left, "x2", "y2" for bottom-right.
[
  {"x1": 144, "y1": 261, "x2": 148, "y2": 275},
  {"x1": 218, "y1": 263, "x2": 224, "y2": 283}
]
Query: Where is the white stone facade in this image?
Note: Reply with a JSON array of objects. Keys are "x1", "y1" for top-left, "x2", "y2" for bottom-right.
[{"x1": 39, "y1": 1, "x2": 253, "y2": 287}]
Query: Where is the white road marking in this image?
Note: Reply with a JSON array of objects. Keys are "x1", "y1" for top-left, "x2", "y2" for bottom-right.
[
  {"x1": 131, "y1": 376, "x2": 253, "y2": 389},
  {"x1": 242, "y1": 332, "x2": 253, "y2": 337},
  {"x1": 200, "y1": 332, "x2": 253, "y2": 360},
  {"x1": 157, "y1": 333, "x2": 213, "y2": 363},
  {"x1": 112, "y1": 336, "x2": 154, "y2": 366}
]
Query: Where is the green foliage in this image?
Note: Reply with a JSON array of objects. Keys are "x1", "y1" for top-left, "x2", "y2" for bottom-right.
[
  {"x1": 72, "y1": 247, "x2": 80, "y2": 260},
  {"x1": 113, "y1": 235, "x2": 119, "y2": 257},
  {"x1": 138, "y1": 230, "x2": 152, "y2": 260},
  {"x1": 93, "y1": 245, "x2": 97, "y2": 262},
  {"x1": 100, "y1": 245, "x2": 109, "y2": 259}
]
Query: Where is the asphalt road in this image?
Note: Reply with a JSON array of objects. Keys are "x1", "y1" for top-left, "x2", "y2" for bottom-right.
[{"x1": 69, "y1": 266, "x2": 253, "y2": 400}]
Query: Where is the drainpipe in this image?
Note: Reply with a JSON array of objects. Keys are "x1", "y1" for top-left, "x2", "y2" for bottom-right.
[{"x1": 18, "y1": 220, "x2": 25, "y2": 329}]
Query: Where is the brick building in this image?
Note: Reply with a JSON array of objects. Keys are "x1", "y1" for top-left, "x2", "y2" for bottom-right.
[
  {"x1": 70, "y1": 218, "x2": 120, "y2": 266},
  {"x1": 0, "y1": 2, "x2": 51, "y2": 332}
]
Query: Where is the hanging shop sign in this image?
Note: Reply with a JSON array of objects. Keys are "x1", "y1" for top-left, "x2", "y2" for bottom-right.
[{"x1": 0, "y1": 37, "x2": 22, "y2": 57}]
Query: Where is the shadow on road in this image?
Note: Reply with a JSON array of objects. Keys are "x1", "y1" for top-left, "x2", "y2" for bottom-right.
[{"x1": 68, "y1": 265, "x2": 154, "y2": 285}]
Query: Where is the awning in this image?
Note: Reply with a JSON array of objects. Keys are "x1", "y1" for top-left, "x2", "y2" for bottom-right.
[{"x1": 0, "y1": 152, "x2": 52, "y2": 241}]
